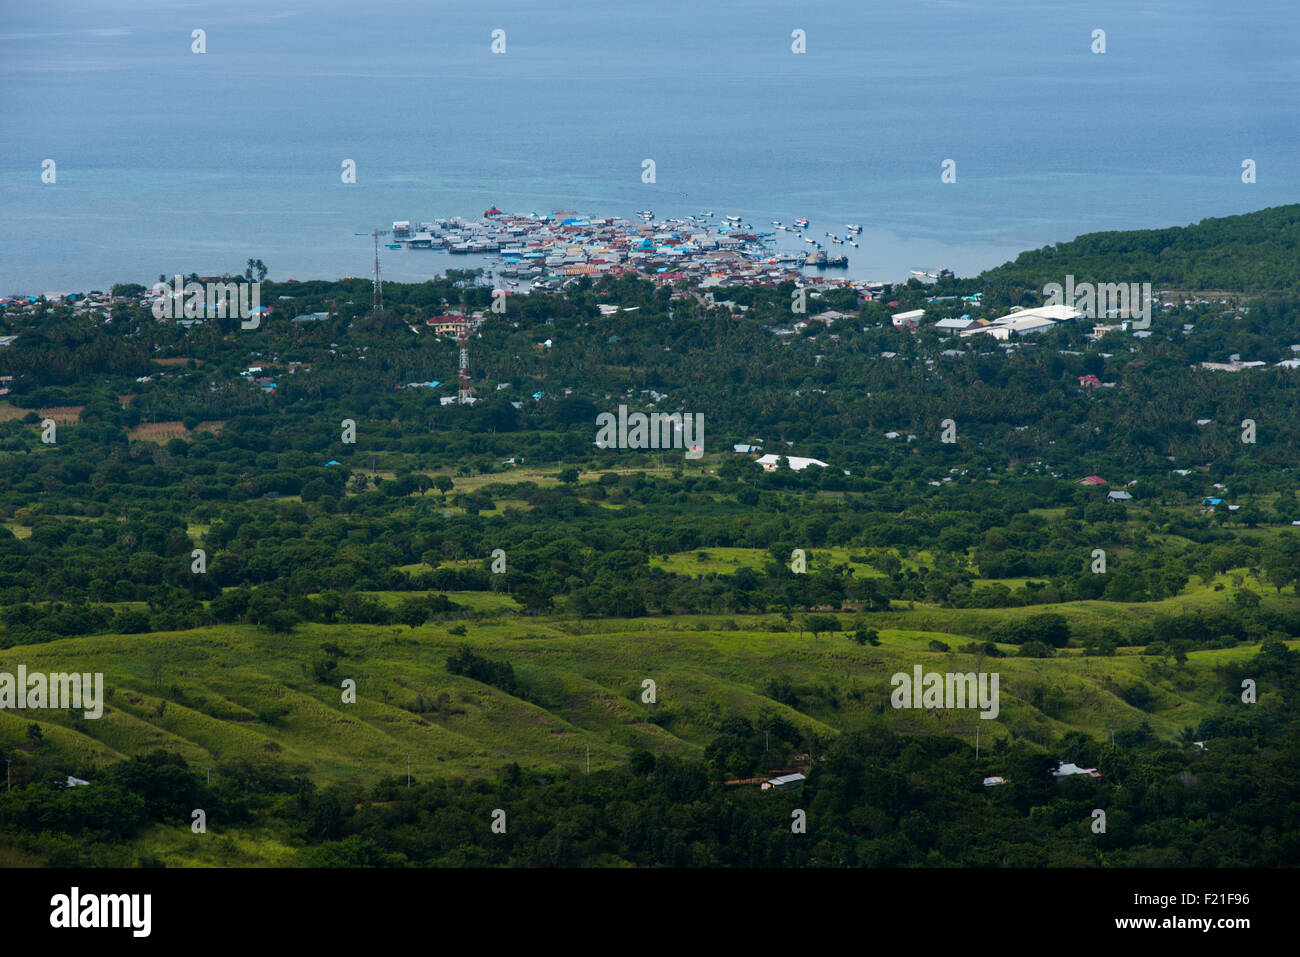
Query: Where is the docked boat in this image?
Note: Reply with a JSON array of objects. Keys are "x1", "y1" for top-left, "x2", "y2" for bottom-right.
[{"x1": 794, "y1": 217, "x2": 809, "y2": 228}]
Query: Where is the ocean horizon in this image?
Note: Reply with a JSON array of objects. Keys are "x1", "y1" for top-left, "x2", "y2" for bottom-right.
[{"x1": 2, "y1": 0, "x2": 1297, "y2": 295}]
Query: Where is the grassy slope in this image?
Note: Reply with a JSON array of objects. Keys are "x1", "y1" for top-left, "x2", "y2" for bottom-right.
[{"x1": 0, "y1": 600, "x2": 1286, "y2": 791}]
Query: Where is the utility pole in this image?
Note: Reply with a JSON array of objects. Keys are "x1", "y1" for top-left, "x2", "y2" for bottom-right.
[
  {"x1": 5, "y1": 758, "x2": 9, "y2": 792},
  {"x1": 975, "y1": 724, "x2": 980, "y2": 762},
  {"x1": 204, "y1": 767, "x2": 210, "y2": 787},
  {"x1": 406, "y1": 753, "x2": 411, "y2": 788},
  {"x1": 586, "y1": 745, "x2": 590, "y2": 775}
]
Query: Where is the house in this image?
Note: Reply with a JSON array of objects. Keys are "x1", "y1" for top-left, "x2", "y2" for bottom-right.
[
  {"x1": 292, "y1": 312, "x2": 330, "y2": 323},
  {"x1": 427, "y1": 314, "x2": 471, "y2": 337},
  {"x1": 1052, "y1": 763, "x2": 1101, "y2": 779},
  {"x1": 1201, "y1": 498, "x2": 1224, "y2": 507},
  {"x1": 65, "y1": 776, "x2": 90, "y2": 787},
  {"x1": 761, "y1": 773, "x2": 806, "y2": 791},
  {"x1": 1079, "y1": 475, "x2": 1108, "y2": 486},
  {"x1": 891, "y1": 308, "x2": 925, "y2": 328},
  {"x1": 982, "y1": 776, "x2": 1007, "y2": 787},
  {"x1": 756, "y1": 454, "x2": 828, "y2": 472},
  {"x1": 934, "y1": 317, "x2": 975, "y2": 331},
  {"x1": 1078, "y1": 374, "x2": 1102, "y2": 388},
  {"x1": 733, "y1": 444, "x2": 761, "y2": 454},
  {"x1": 1107, "y1": 490, "x2": 1132, "y2": 502}
]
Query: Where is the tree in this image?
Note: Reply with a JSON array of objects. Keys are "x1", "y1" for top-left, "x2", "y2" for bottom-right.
[
  {"x1": 802, "y1": 614, "x2": 840, "y2": 639},
  {"x1": 265, "y1": 609, "x2": 298, "y2": 633},
  {"x1": 559, "y1": 467, "x2": 580, "y2": 484},
  {"x1": 396, "y1": 600, "x2": 427, "y2": 629}
]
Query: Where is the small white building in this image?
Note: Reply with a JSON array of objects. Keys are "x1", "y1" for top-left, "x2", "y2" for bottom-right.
[
  {"x1": 891, "y1": 308, "x2": 925, "y2": 328},
  {"x1": 756, "y1": 454, "x2": 828, "y2": 472},
  {"x1": 1052, "y1": 762, "x2": 1101, "y2": 779},
  {"x1": 762, "y1": 773, "x2": 806, "y2": 791}
]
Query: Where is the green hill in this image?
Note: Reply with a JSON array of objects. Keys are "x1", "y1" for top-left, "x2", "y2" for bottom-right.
[{"x1": 972, "y1": 203, "x2": 1300, "y2": 297}]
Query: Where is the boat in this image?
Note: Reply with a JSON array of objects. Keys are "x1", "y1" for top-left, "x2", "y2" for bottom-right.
[
  {"x1": 806, "y1": 250, "x2": 848, "y2": 268},
  {"x1": 847, "y1": 224, "x2": 862, "y2": 233},
  {"x1": 794, "y1": 217, "x2": 809, "y2": 228},
  {"x1": 385, "y1": 242, "x2": 401, "y2": 250},
  {"x1": 771, "y1": 220, "x2": 782, "y2": 226}
]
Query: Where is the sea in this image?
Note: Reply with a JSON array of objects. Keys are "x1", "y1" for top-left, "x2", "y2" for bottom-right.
[{"x1": 2, "y1": 0, "x2": 1298, "y2": 295}]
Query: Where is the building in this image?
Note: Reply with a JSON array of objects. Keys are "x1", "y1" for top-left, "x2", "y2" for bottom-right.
[
  {"x1": 934, "y1": 317, "x2": 975, "y2": 331},
  {"x1": 762, "y1": 773, "x2": 806, "y2": 791},
  {"x1": 1052, "y1": 763, "x2": 1101, "y2": 779},
  {"x1": 1107, "y1": 490, "x2": 1133, "y2": 502},
  {"x1": 427, "y1": 314, "x2": 471, "y2": 337},
  {"x1": 756, "y1": 454, "x2": 828, "y2": 472},
  {"x1": 962, "y1": 304, "x2": 1080, "y2": 339},
  {"x1": 1079, "y1": 475, "x2": 1108, "y2": 486},
  {"x1": 891, "y1": 308, "x2": 925, "y2": 328}
]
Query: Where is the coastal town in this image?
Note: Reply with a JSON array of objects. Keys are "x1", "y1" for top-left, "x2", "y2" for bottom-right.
[{"x1": 387, "y1": 208, "x2": 904, "y2": 292}]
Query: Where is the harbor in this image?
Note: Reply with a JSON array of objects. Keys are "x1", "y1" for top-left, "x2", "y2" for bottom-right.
[{"x1": 375, "y1": 209, "x2": 909, "y2": 293}]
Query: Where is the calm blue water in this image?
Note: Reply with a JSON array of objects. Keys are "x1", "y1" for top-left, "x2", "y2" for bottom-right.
[{"x1": 2, "y1": 0, "x2": 1298, "y2": 295}]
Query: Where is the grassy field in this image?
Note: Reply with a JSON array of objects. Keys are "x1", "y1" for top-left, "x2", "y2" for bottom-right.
[{"x1": 0, "y1": 602, "x2": 1284, "y2": 791}]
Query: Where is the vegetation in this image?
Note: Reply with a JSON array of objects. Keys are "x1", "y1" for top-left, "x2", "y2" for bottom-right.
[{"x1": 3, "y1": 206, "x2": 1300, "y2": 866}]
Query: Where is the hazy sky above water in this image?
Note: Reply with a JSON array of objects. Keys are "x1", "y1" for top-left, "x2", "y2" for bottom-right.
[{"x1": 2, "y1": 0, "x2": 1298, "y2": 293}]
